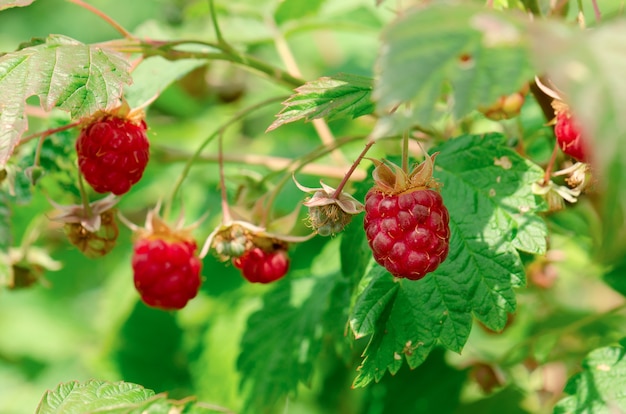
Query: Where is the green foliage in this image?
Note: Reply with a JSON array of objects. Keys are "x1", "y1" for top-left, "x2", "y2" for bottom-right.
[
  {"x1": 237, "y1": 275, "x2": 339, "y2": 411},
  {"x1": 35, "y1": 380, "x2": 221, "y2": 414},
  {"x1": 350, "y1": 133, "x2": 546, "y2": 386},
  {"x1": 374, "y1": 4, "x2": 533, "y2": 125},
  {"x1": 0, "y1": 35, "x2": 131, "y2": 167},
  {"x1": 267, "y1": 73, "x2": 375, "y2": 132},
  {"x1": 35, "y1": 380, "x2": 157, "y2": 414},
  {"x1": 3, "y1": 0, "x2": 626, "y2": 413},
  {"x1": 555, "y1": 338, "x2": 626, "y2": 413}
]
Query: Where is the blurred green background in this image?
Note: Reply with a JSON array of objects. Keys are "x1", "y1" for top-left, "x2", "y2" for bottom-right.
[{"x1": 2, "y1": 0, "x2": 626, "y2": 413}]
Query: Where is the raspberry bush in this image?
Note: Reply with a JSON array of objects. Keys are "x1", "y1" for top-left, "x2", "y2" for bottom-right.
[{"x1": 2, "y1": 1, "x2": 626, "y2": 413}]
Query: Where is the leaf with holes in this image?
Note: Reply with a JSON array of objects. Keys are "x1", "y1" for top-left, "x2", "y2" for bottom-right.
[
  {"x1": 374, "y1": 3, "x2": 533, "y2": 124},
  {"x1": 350, "y1": 133, "x2": 547, "y2": 387},
  {"x1": 555, "y1": 338, "x2": 626, "y2": 413},
  {"x1": 0, "y1": 34, "x2": 131, "y2": 168},
  {"x1": 267, "y1": 73, "x2": 374, "y2": 132}
]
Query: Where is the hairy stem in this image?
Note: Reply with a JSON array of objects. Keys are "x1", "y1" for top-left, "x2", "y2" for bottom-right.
[
  {"x1": 77, "y1": 172, "x2": 93, "y2": 217},
  {"x1": 66, "y1": 0, "x2": 134, "y2": 39},
  {"x1": 543, "y1": 142, "x2": 560, "y2": 185},
  {"x1": 18, "y1": 121, "x2": 82, "y2": 147},
  {"x1": 332, "y1": 140, "x2": 375, "y2": 198}
]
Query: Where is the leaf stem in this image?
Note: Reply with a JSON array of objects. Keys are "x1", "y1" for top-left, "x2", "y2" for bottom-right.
[
  {"x1": 543, "y1": 142, "x2": 560, "y2": 185},
  {"x1": 66, "y1": 0, "x2": 135, "y2": 40},
  {"x1": 163, "y1": 95, "x2": 287, "y2": 219},
  {"x1": 208, "y1": 0, "x2": 228, "y2": 49},
  {"x1": 332, "y1": 140, "x2": 375, "y2": 199},
  {"x1": 591, "y1": 0, "x2": 602, "y2": 23},
  {"x1": 401, "y1": 129, "x2": 409, "y2": 173},
  {"x1": 76, "y1": 172, "x2": 93, "y2": 217},
  {"x1": 17, "y1": 121, "x2": 82, "y2": 147}
]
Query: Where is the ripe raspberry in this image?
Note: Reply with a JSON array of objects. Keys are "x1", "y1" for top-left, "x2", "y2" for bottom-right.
[
  {"x1": 131, "y1": 210, "x2": 202, "y2": 310},
  {"x1": 76, "y1": 116, "x2": 149, "y2": 195},
  {"x1": 232, "y1": 247, "x2": 289, "y2": 284},
  {"x1": 132, "y1": 238, "x2": 202, "y2": 310},
  {"x1": 363, "y1": 155, "x2": 450, "y2": 280},
  {"x1": 554, "y1": 111, "x2": 588, "y2": 163}
]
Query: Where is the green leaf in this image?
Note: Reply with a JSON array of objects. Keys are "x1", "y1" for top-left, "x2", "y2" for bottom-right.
[
  {"x1": 555, "y1": 339, "x2": 626, "y2": 413},
  {"x1": 350, "y1": 133, "x2": 546, "y2": 386},
  {"x1": 35, "y1": 380, "x2": 159, "y2": 414},
  {"x1": 0, "y1": 35, "x2": 131, "y2": 168},
  {"x1": 374, "y1": 4, "x2": 533, "y2": 124},
  {"x1": 266, "y1": 73, "x2": 375, "y2": 132},
  {"x1": 529, "y1": 20, "x2": 626, "y2": 264},
  {"x1": 237, "y1": 276, "x2": 337, "y2": 411},
  {"x1": 275, "y1": 0, "x2": 326, "y2": 25},
  {"x1": 125, "y1": 56, "x2": 206, "y2": 110},
  {"x1": 0, "y1": 0, "x2": 35, "y2": 11}
]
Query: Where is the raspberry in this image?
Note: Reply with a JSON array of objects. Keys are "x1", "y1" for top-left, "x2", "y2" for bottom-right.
[
  {"x1": 131, "y1": 210, "x2": 202, "y2": 310},
  {"x1": 232, "y1": 247, "x2": 289, "y2": 284},
  {"x1": 363, "y1": 156, "x2": 450, "y2": 280},
  {"x1": 132, "y1": 238, "x2": 202, "y2": 310},
  {"x1": 554, "y1": 111, "x2": 588, "y2": 162},
  {"x1": 76, "y1": 116, "x2": 150, "y2": 195}
]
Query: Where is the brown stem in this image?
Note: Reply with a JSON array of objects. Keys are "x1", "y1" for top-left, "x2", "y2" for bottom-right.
[
  {"x1": 18, "y1": 121, "x2": 82, "y2": 147},
  {"x1": 332, "y1": 140, "x2": 375, "y2": 198},
  {"x1": 66, "y1": 0, "x2": 135, "y2": 39},
  {"x1": 543, "y1": 142, "x2": 560, "y2": 184}
]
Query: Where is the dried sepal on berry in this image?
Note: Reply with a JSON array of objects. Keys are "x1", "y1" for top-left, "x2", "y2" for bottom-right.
[
  {"x1": 364, "y1": 154, "x2": 450, "y2": 280},
  {"x1": 370, "y1": 153, "x2": 440, "y2": 194},
  {"x1": 294, "y1": 178, "x2": 364, "y2": 236},
  {"x1": 49, "y1": 195, "x2": 120, "y2": 257}
]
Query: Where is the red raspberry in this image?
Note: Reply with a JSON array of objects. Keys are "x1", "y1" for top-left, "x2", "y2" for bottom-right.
[
  {"x1": 232, "y1": 247, "x2": 289, "y2": 284},
  {"x1": 554, "y1": 111, "x2": 588, "y2": 163},
  {"x1": 132, "y1": 238, "x2": 202, "y2": 310},
  {"x1": 363, "y1": 156, "x2": 450, "y2": 280},
  {"x1": 76, "y1": 116, "x2": 150, "y2": 195}
]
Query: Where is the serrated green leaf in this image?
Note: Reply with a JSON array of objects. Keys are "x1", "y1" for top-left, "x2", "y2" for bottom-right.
[
  {"x1": 554, "y1": 340, "x2": 626, "y2": 413},
  {"x1": 0, "y1": 34, "x2": 131, "y2": 168},
  {"x1": 340, "y1": 213, "x2": 371, "y2": 283},
  {"x1": 0, "y1": 0, "x2": 34, "y2": 11},
  {"x1": 35, "y1": 380, "x2": 159, "y2": 414},
  {"x1": 267, "y1": 73, "x2": 374, "y2": 132},
  {"x1": 237, "y1": 276, "x2": 336, "y2": 411},
  {"x1": 350, "y1": 133, "x2": 546, "y2": 386},
  {"x1": 125, "y1": 56, "x2": 206, "y2": 109},
  {"x1": 275, "y1": 0, "x2": 326, "y2": 25},
  {"x1": 529, "y1": 20, "x2": 626, "y2": 264},
  {"x1": 374, "y1": 4, "x2": 533, "y2": 124}
]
